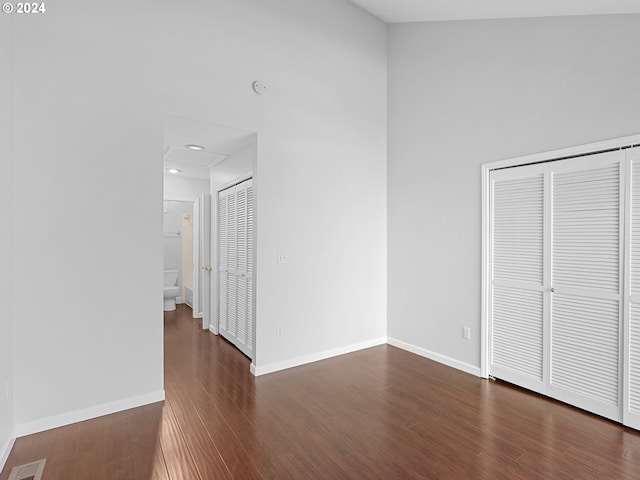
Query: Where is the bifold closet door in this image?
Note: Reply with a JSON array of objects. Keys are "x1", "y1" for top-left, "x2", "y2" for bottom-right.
[
  {"x1": 217, "y1": 179, "x2": 254, "y2": 360},
  {"x1": 489, "y1": 163, "x2": 548, "y2": 395},
  {"x1": 489, "y1": 150, "x2": 624, "y2": 423},
  {"x1": 625, "y1": 147, "x2": 640, "y2": 429},
  {"x1": 547, "y1": 152, "x2": 623, "y2": 422}
]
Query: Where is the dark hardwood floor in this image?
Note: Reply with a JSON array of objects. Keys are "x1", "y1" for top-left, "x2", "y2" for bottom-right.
[{"x1": 3, "y1": 304, "x2": 640, "y2": 479}]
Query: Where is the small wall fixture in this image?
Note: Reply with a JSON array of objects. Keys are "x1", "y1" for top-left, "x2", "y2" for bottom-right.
[
  {"x1": 185, "y1": 144, "x2": 205, "y2": 151},
  {"x1": 252, "y1": 81, "x2": 267, "y2": 95}
]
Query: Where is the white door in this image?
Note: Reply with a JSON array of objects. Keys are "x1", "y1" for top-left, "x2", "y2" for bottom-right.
[
  {"x1": 489, "y1": 150, "x2": 624, "y2": 422},
  {"x1": 546, "y1": 152, "x2": 623, "y2": 421},
  {"x1": 489, "y1": 163, "x2": 548, "y2": 395},
  {"x1": 625, "y1": 147, "x2": 640, "y2": 429},
  {"x1": 218, "y1": 179, "x2": 254, "y2": 359},
  {"x1": 200, "y1": 193, "x2": 211, "y2": 330},
  {"x1": 193, "y1": 198, "x2": 202, "y2": 318}
]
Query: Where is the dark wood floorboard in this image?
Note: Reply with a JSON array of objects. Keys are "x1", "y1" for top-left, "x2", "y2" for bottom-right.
[{"x1": 3, "y1": 303, "x2": 640, "y2": 478}]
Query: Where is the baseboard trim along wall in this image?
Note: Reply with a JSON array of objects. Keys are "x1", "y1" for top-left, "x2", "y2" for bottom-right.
[
  {"x1": 14, "y1": 390, "x2": 166, "y2": 438},
  {"x1": 252, "y1": 337, "x2": 388, "y2": 376},
  {"x1": 0, "y1": 434, "x2": 16, "y2": 473},
  {"x1": 387, "y1": 337, "x2": 481, "y2": 377}
]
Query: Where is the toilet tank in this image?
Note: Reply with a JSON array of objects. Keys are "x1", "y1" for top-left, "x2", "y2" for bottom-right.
[{"x1": 164, "y1": 269, "x2": 178, "y2": 286}]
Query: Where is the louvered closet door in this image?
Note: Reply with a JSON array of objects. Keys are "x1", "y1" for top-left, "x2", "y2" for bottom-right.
[
  {"x1": 217, "y1": 178, "x2": 255, "y2": 360},
  {"x1": 234, "y1": 179, "x2": 254, "y2": 358},
  {"x1": 625, "y1": 147, "x2": 640, "y2": 429},
  {"x1": 218, "y1": 191, "x2": 229, "y2": 334},
  {"x1": 548, "y1": 151, "x2": 623, "y2": 422},
  {"x1": 245, "y1": 181, "x2": 254, "y2": 358},
  {"x1": 489, "y1": 163, "x2": 548, "y2": 394}
]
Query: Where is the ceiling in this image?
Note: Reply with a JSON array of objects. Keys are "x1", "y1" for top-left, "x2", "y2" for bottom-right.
[
  {"x1": 348, "y1": 0, "x2": 640, "y2": 23},
  {"x1": 164, "y1": 116, "x2": 255, "y2": 181}
]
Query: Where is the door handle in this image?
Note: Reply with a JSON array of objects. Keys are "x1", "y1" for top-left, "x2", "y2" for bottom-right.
[{"x1": 204, "y1": 265, "x2": 212, "y2": 272}]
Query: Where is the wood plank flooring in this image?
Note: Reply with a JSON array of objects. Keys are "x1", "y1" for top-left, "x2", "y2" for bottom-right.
[{"x1": 3, "y1": 304, "x2": 640, "y2": 478}]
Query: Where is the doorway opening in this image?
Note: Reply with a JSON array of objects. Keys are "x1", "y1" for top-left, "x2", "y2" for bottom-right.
[{"x1": 163, "y1": 114, "x2": 258, "y2": 368}]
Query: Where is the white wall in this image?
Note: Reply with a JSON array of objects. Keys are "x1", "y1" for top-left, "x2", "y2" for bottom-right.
[
  {"x1": 164, "y1": 175, "x2": 210, "y2": 199},
  {"x1": 0, "y1": 14, "x2": 15, "y2": 463},
  {"x1": 388, "y1": 14, "x2": 640, "y2": 370},
  {"x1": 12, "y1": 0, "x2": 386, "y2": 429}
]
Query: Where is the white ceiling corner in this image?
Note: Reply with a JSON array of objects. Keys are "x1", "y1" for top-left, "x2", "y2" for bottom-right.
[{"x1": 348, "y1": 0, "x2": 640, "y2": 23}]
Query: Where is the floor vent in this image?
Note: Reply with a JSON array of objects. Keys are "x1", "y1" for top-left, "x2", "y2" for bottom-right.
[{"x1": 7, "y1": 459, "x2": 46, "y2": 480}]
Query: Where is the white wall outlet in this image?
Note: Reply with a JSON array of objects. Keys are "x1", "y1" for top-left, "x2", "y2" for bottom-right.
[
  {"x1": 463, "y1": 327, "x2": 471, "y2": 340},
  {"x1": 277, "y1": 253, "x2": 288, "y2": 264},
  {"x1": 277, "y1": 327, "x2": 284, "y2": 337}
]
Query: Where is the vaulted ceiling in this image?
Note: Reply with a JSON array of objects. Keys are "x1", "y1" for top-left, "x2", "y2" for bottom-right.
[{"x1": 349, "y1": 0, "x2": 640, "y2": 23}]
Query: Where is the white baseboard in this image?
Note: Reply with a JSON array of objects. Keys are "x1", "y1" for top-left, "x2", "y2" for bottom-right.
[
  {"x1": 208, "y1": 325, "x2": 218, "y2": 335},
  {"x1": 387, "y1": 337, "x2": 481, "y2": 377},
  {"x1": 252, "y1": 337, "x2": 387, "y2": 376},
  {"x1": 0, "y1": 433, "x2": 15, "y2": 473},
  {"x1": 14, "y1": 390, "x2": 165, "y2": 438}
]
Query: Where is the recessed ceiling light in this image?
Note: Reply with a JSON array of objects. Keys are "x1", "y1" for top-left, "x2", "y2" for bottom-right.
[
  {"x1": 166, "y1": 168, "x2": 182, "y2": 174},
  {"x1": 185, "y1": 144, "x2": 205, "y2": 151}
]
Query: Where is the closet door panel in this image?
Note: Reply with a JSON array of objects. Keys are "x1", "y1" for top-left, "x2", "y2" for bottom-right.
[
  {"x1": 489, "y1": 165, "x2": 547, "y2": 393},
  {"x1": 550, "y1": 293, "x2": 619, "y2": 408},
  {"x1": 629, "y1": 304, "x2": 640, "y2": 421},
  {"x1": 625, "y1": 151, "x2": 640, "y2": 428},
  {"x1": 227, "y1": 189, "x2": 238, "y2": 339},
  {"x1": 218, "y1": 192, "x2": 229, "y2": 335},
  {"x1": 492, "y1": 286, "x2": 544, "y2": 382},
  {"x1": 233, "y1": 179, "x2": 254, "y2": 359},
  {"x1": 548, "y1": 153, "x2": 623, "y2": 422},
  {"x1": 246, "y1": 182, "x2": 254, "y2": 357},
  {"x1": 235, "y1": 186, "x2": 248, "y2": 347}
]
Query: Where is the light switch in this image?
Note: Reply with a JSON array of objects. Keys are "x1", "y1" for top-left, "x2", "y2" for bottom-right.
[
  {"x1": 277, "y1": 253, "x2": 288, "y2": 264},
  {"x1": 463, "y1": 327, "x2": 471, "y2": 340}
]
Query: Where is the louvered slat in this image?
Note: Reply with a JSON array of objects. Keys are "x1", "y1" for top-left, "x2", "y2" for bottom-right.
[
  {"x1": 550, "y1": 293, "x2": 619, "y2": 406},
  {"x1": 552, "y1": 164, "x2": 619, "y2": 292},
  {"x1": 492, "y1": 286, "x2": 543, "y2": 381},
  {"x1": 493, "y1": 175, "x2": 544, "y2": 285}
]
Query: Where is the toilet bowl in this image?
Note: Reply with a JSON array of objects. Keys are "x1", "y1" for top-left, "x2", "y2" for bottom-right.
[{"x1": 163, "y1": 269, "x2": 180, "y2": 311}]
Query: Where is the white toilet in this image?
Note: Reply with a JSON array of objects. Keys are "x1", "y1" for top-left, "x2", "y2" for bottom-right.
[{"x1": 163, "y1": 269, "x2": 180, "y2": 311}]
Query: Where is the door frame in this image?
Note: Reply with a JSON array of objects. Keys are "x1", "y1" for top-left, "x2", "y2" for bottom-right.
[
  {"x1": 164, "y1": 195, "x2": 202, "y2": 319},
  {"x1": 481, "y1": 133, "x2": 640, "y2": 379}
]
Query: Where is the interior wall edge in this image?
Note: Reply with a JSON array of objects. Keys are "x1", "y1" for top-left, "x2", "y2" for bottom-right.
[{"x1": 0, "y1": 435, "x2": 16, "y2": 474}]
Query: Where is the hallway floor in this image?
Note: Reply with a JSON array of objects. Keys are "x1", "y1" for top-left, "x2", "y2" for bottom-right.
[{"x1": 3, "y1": 304, "x2": 640, "y2": 478}]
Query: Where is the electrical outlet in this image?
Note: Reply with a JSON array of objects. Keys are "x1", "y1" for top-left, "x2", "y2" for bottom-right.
[
  {"x1": 463, "y1": 327, "x2": 471, "y2": 340},
  {"x1": 277, "y1": 253, "x2": 288, "y2": 264},
  {"x1": 277, "y1": 327, "x2": 284, "y2": 337}
]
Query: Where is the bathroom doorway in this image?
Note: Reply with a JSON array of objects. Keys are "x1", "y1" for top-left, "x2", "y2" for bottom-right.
[{"x1": 163, "y1": 197, "x2": 200, "y2": 316}]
